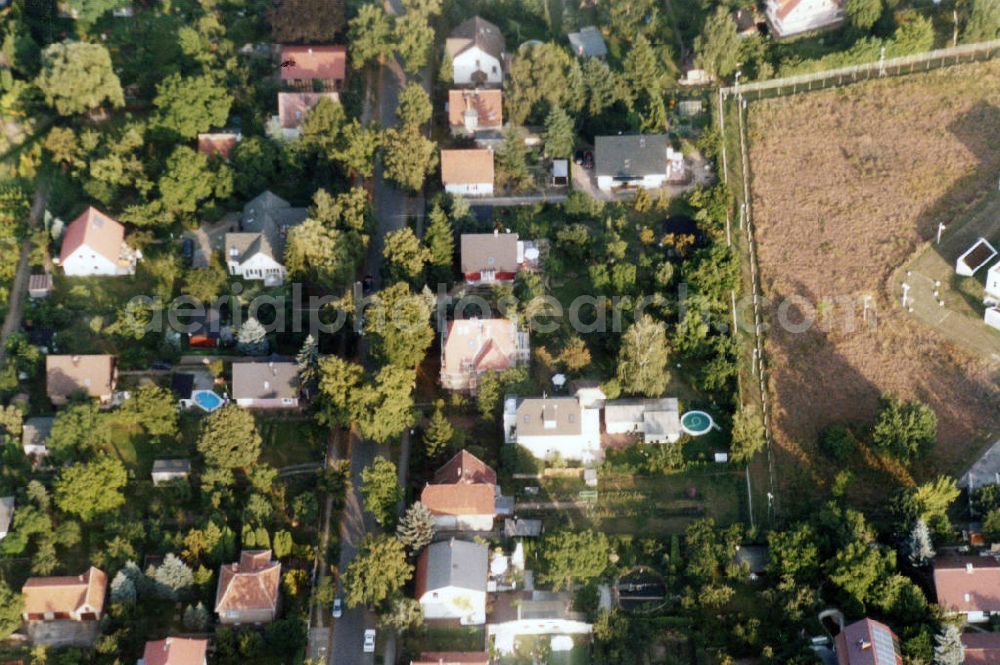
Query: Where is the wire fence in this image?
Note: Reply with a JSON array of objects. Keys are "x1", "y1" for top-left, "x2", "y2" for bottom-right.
[{"x1": 719, "y1": 38, "x2": 1000, "y2": 101}]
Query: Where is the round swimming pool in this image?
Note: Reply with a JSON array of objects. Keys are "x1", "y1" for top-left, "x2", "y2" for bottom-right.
[
  {"x1": 680, "y1": 410, "x2": 714, "y2": 436},
  {"x1": 192, "y1": 390, "x2": 224, "y2": 412}
]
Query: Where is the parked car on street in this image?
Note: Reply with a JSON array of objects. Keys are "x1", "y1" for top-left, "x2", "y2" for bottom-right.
[
  {"x1": 332, "y1": 597, "x2": 342, "y2": 618},
  {"x1": 363, "y1": 629, "x2": 375, "y2": 653}
]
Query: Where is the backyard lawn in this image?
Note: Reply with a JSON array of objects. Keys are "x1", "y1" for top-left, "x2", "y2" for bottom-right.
[
  {"x1": 258, "y1": 417, "x2": 326, "y2": 468},
  {"x1": 497, "y1": 635, "x2": 591, "y2": 665}
]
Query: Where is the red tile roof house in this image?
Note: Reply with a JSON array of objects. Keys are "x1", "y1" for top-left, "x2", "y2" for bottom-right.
[
  {"x1": 441, "y1": 149, "x2": 494, "y2": 197},
  {"x1": 58, "y1": 207, "x2": 138, "y2": 277},
  {"x1": 447, "y1": 89, "x2": 503, "y2": 138},
  {"x1": 279, "y1": 45, "x2": 347, "y2": 91},
  {"x1": 765, "y1": 0, "x2": 844, "y2": 38},
  {"x1": 411, "y1": 654, "x2": 489, "y2": 665},
  {"x1": 421, "y1": 450, "x2": 510, "y2": 532},
  {"x1": 215, "y1": 550, "x2": 281, "y2": 624},
  {"x1": 460, "y1": 231, "x2": 539, "y2": 285},
  {"x1": 933, "y1": 556, "x2": 1000, "y2": 622},
  {"x1": 197, "y1": 132, "x2": 242, "y2": 160},
  {"x1": 833, "y1": 618, "x2": 902, "y2": 665},
  {"x1": 274, "y1": 91, "x2": 340, "y2": 140},
  {"x1": 22, "y1": 567, "x2": 107, "y2": 645},
  {"x1": 963, "y1": 632, "x2": 1000, "y2": 665},
  {"x1": 139, "y1": 637, "x2": 208, "y2": 665},
  {"x1": 440, "y1": 318, "x2": 529, "y2": 393}
]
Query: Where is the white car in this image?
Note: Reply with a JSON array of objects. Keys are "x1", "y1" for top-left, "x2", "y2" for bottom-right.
[
  {"x1": 332, "y1": 598, "x2": 342, "y2": 618},
  {"x1": 363, "y1": 629, "x2": 376, "y2": 653}
]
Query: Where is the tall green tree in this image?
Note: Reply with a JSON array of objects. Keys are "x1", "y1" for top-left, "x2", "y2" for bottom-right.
[
  {"x1": 316, "y1": 356, "x2": 364, "y2": 427},
  {"x1": 395, "y1": 13, "x2": 435, "y2": 74},
  {"x1": 845, "y1": 0, "x2": 883, "y2": 30},
  {"x1": 382, "y1": 123, "x2": 438, "y2": 192},
  {"x1": 871, "y1": 395, "x2": 937, "y2": 462},
  {"x1": 298, "y1": 96, "x2": 346, "y2": 159},
  {"x1": 496, "y1": 127, "x2": 532, "y2": 192},
  {"x1": 54, "y1": 456, "x2": 128, "y2": 521},
  {"x1": 396, "y1": 501, "x2": 435, "y2": 553},
  {"x1": 158, "y1": 146, "x2": 233, "y2": 216},
  {"x1": 0, "y1": 577, "x2": 22, "y2": 639},
  {"x1": 285, "y1": 219, "x2": 361, "y2": 290},
  {"x1": 63, "y1": 0, "x2": 127, "y2": 27},
  {"x1": 365, "y1": 282, "x2": 434, "y2": 369},
  {"x1": 232, "y1": 137, "x2": 282, "y2": 197},
  {"x1": 48, "y1": 402, "x2": 113, "y2": 461},
  {"x1": 933, "y1": 624, "x2": 964, "y2": 665},
  {"x1": 694, "y1": 6, "x2": 742, "y2": 79},
  {"x1": 505, "y1": 42, "x2": 584, "y2": 124},
  {"x1": 424, "y1": 204, "x2": 454, "y2": 285},
  {"x1": 729, "y1": 406, "x2": 766, "y2": 465},
  {"x1": 422, "y1": 401, "x2": 454, "y2": 459},
  {"x1": 348, "y1": 3, "x2": 395, "y2": 68},
  {"x1": 622, "y1": 35, "x2": 661, "y2": 109},
  {"x1": 582, "y1": 58, "x2": 622, "y2": 117},
  {"x1": 335, "y1": 120, "x2": 382, "y2": 179},
  {"x1": 537, "y1": 529, "x2": 610, "y2": 590},
  {"x1": 962, "y1": 0, "x2": 1000, "y2": 42},
  {"x1": 196, "y1": 405, "x2": 262, "y2": 468},
  {"x1": 361, "y1": 457, "x2": 403, "y2": 526},
  {"x1": 38, "y1": 42, "x2": 123, "y2": 116},
  {"x1": 543, "y1": 106, "x2": 575, "y2": 159},
  {"x1": 343, "y1": 535, "x2": 412, "y2": 608},
  {"x1": 120, "y1": 385, "x2": 179, "y2": 439},
  {"x1": 270, "y1": 0, "x2": 346, "y2": 43},
  {"x1": 153, "y1": 74, "x2": 233, "y2": 139},
  {"x1": 352, "y1": 366, "x2": 415, "y2": 444},
  {"x1": 397, "y1": 83, "x2": 433, "y2": 127},
  {"x1": 382, "y1": 228, "x2": 431, "y2": 285},
  {"x1": 616, "y1": 314, "x2": 669, "y2": 396}
]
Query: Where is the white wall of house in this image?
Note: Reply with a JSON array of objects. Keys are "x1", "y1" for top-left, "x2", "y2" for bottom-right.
[
  {"x1": 419, "y1": 587, "x2": 487, "y2": 624},
  {"x1": 453, "y1": 48, "x2": 502, "y2": 85},
  {"x1": 445, "y1": 182, "x2": 494, "y2": 197},
  {"x1": 766, "y1": 0, "x2": 844, "y2": 37},
  {"x1": 596, "y1": 174, "x2": 667, "y2": 192},
  {"x1": 490, "y1": 619, "x2": 592, "y2": 653},
  {"x1": 228, "y1": 253, "x2": 286, "y2": 283},
  {"x1": 432, "y1": 514, "x2": 495, "y2": 531},
  {"x1": 62, "y1": 245, "x2": 119, "y2": 277},
  {"x1": 151, "y1": 471, "x2": 188, "y2": 486},
  {"x1": 985, "y1": 307, "x2": 1000, "y2": 331},
  {"x1": 514, "y1": 435, "x2": 600, "y2": 462},
  {"x1": 986, "y1": 263, "x2": 1000, "y2": 300}
]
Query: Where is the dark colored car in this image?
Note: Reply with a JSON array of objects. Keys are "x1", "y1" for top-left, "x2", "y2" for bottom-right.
[
  {"x1": 362, "y1": 274, "x2": 374, "y2": 295},
  {"x1": 181, "y1": 238, "x2": 195, "y2": 265},
  {"x1": 152, "y1": 360, "x2": 173, "y2": 371},
  {"x1": 581, "y1": 150, "x2": 594, "y2": 169},
  {"x1": 573, "y1": 149, "x2": 585, "y2": 165}
]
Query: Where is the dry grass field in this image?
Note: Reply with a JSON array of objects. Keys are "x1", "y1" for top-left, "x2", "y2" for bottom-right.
[{"x1": 746, "y1": 61, "x2": 1000, "y2": 497}]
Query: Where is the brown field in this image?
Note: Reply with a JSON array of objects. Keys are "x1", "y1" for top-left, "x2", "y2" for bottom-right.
[{"x1": 746, "y1": 62, "x2": 1000, "y2": 497}]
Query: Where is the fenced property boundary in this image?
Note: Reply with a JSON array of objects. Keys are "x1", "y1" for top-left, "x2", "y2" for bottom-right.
[
  {"x1": 716, "y1": 38, "x2": 1000, "y2": 523},
  {"x1": 719, "y1": 38, "x2": 1000, "y2": 101}
]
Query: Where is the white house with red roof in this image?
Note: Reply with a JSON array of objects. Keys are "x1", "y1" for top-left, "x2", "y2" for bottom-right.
[
  {"x1": 440, "y1": 318, "x2": 529, "y2": 392},
  {"x1": 280, "y1": 45, "x2": 347, "y2": 91},
  {"x1": 215, "y1": 550, "x2": 281, "y2": 625},
  {"x1": 933, "y1": 556, "x2": 1000, "y2": 622},
  {"x1": 765, "y1": 0, "x2": 844, "y2": 37},
  {"x1": 139, "y1": 637, "x2": 208, "y2": 665},
  {"x1": 420, "y1": 450, "x2": 509, "y2": 531},
  {"x1": 59, "y1": 207, "x2": 138, "y2": 277}
]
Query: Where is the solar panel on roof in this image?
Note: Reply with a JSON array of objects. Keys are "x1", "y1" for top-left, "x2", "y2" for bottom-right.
[{"x1": 871, "y1": 625, "x2": 897, "y2": 664}]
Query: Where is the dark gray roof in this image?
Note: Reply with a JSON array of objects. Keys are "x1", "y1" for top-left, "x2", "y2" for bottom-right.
[
  {"x1": 595, "y1": 135, "x2": 668, "y2": 179},
  {"x1": 567, "y1": 26, "x2": 607, "y2": 58},
  {"x1": 423, "y1": 539, "x2": 488, "y2": 592},
  {"x1": 449, "y1": 16, "x2": 505, "y2": 60},
  {"x1": 228, "y1": 191, "x2": 308, "y2": 264},
  {"x1": 152, "y1": 459, "x2": 192, "y2": 474},
  {"x1": 22, "y1": 417, "x2": 53, "y2": 448}
]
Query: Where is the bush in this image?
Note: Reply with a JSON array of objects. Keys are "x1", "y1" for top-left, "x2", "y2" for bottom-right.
[{"x1": 819, "y1": 425, "x2": 857, "y2": 461}]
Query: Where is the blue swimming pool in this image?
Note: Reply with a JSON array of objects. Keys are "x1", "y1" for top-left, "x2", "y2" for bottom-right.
[
  {"x1": 680, "y1": 410, "x2": 715, "y2": 436},
  {"x1": 192, "y1": 390, "x2": 224, "y2": 412}
]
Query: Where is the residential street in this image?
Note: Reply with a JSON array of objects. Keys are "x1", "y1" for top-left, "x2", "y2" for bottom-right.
[{"x1": 0, "y1": 185, "x2": 47, "y2": 366}]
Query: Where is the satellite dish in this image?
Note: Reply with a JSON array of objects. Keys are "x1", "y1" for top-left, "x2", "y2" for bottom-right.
[{"x1": 524, "y1": 247, "x2": 540, "y2": 261}]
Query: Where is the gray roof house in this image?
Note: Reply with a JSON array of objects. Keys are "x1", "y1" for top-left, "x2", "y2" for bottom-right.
[
  {"x1": 604, "y1": 398, "x2": 681, "y2": 443},
  {"x1": 22, "y1": 416, "x2": 54, "y2": 457},
  {"x1": 417, "y1": 539, "x2": 489, "y2": 625},
  {"x1": 567, "y1": 26, "x2": 607, "y2": 58},
  {"x1": 0, "y1": 496, "x2": 13, "y2": 539},
  {"x1": 595, "y1": 134, "x2": 670, "y2": 192},
  {"x1": 232, "y1": 362, "x2": 300, "y2": 409},
  {"x1": 225, "y1": 192, "x2": 308, "y2": 286}
]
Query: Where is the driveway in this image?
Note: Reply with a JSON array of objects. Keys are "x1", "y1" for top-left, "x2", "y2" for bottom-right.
[
  {"x1": 570, "y1": 148, "x2": 716, "y2": 202},
  {"x1": 183, "y1": 214, "x2": 239, "y2": 268}
]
